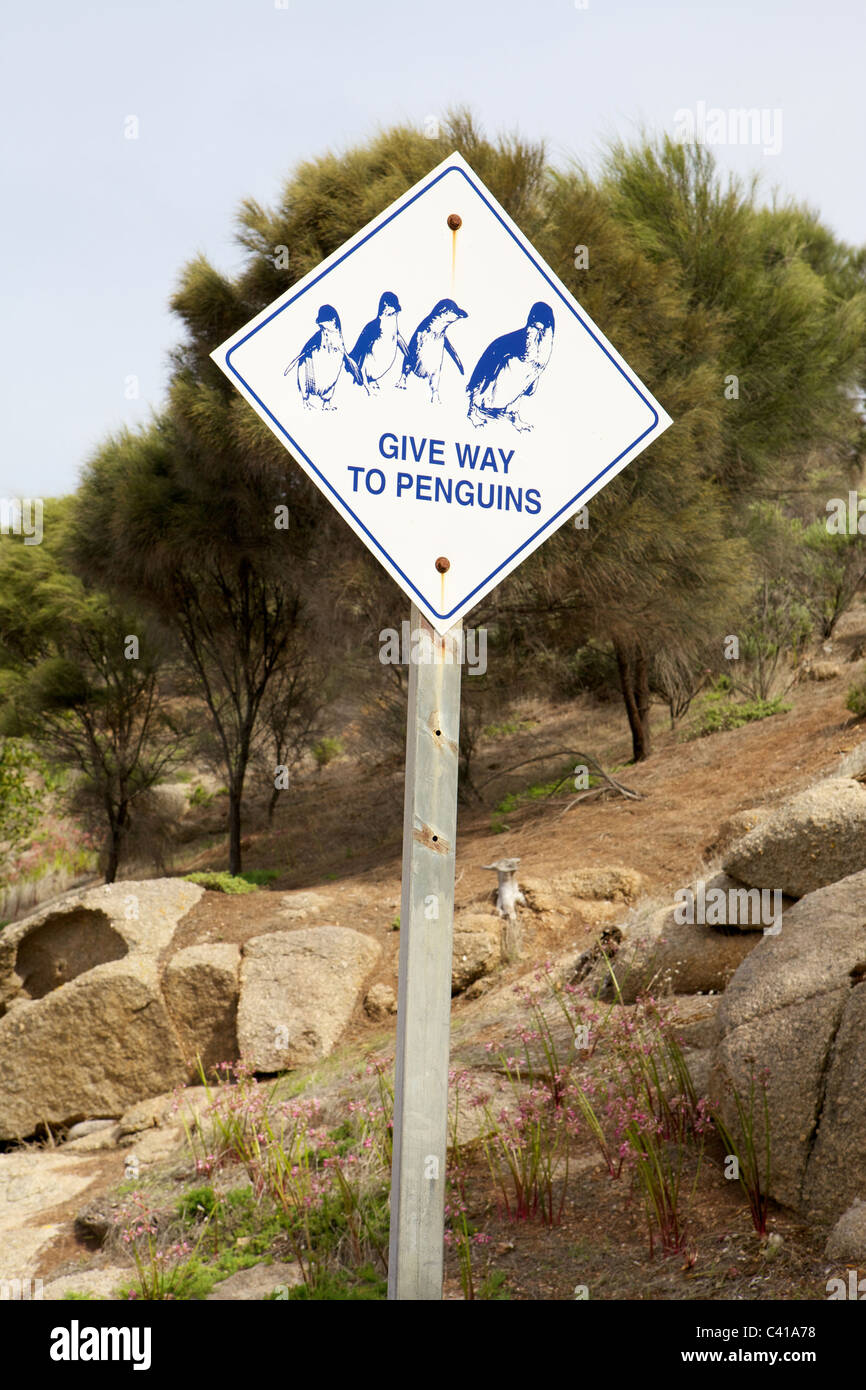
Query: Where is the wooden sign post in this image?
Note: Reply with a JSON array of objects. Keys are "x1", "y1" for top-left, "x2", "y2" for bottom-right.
[{"x1": 388, "y1": 606, "x2": 462, "y2": 1299}]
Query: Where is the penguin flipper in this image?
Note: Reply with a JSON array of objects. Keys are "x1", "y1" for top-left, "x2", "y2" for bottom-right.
[
  {"x1": 444, "y1": 339, "x2": 464, "y2": 375},
  {"x1": 396, "y1": 333, "x2": 409, "y2": 358},
  {"x1": 343, "y1": 352, "x2": 364, "y2": 385},
  {"x1": 349, "y1": 321, "x2": 375, "y2": 365},
  {"x1": 285, "y1": 331, "x2": 320, "y2": 376}
]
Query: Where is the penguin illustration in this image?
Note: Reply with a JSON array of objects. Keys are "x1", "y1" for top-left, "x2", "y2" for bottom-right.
[
  {"x1": 396, "y1": 298, "x2": 468, "y2": 404},
  {"x1": 349, "y1": 291, "x2": 408, "y2": 392},
  {"x1": 466, "y1": 302, "x2": 555, "y2": 431},
  {"x1": 284, "y1": 304, "x2": 365, "y2": 410}
]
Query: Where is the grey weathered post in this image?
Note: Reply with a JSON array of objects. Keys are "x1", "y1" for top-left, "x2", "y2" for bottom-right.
[{"x1": 388, "y1": 604, "x2": 462, "y2": 1300}]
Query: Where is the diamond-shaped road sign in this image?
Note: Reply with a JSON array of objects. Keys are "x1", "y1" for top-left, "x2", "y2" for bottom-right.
[{"x1": 212, "y1": 152, "x2": 672, "y2": 633}]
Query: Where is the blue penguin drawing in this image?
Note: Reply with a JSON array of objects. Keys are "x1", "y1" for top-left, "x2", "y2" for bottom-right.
[
  {"x1": 284, "y1": 304, "x2": 365, "y2": 410},
  {"x1": 396, "y1": 298, "x2": 468, "y2": 404},
  {"x1": 349, "y1": 291, "x2": 408, "y2": 392},
  {"x1": 466, "y1": 302, "x2": 555, "y2": 431}
]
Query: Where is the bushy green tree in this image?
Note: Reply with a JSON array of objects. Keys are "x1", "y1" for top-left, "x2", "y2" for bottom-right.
[
  {"x1": 0, "y1": 501, "x2": 184, "y2": 881},
  {"x1": 0, "y1": 739, "x2": 44, "y2": 885},
  {"x1": 71, "y1": 410, "x2": 325, "y2": 875}
]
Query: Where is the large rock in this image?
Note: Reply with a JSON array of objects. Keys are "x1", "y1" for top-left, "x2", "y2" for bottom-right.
[
  {"x1": 705, "y1": 808, "x2": 770, "y2": 859},
  {"x1": 555, "y1": 866, "x2": 645, "y2": 903},
  {"x1": 162, "y1": 943, "x2": 240, "y2": 1078},
  {"x1": 206, "y1": 1261, "x2": 303, "y2": 1300},
  {"x1": 0, "y1": 881, "x2": 203, "y2": 1140},
  {"x1": 588, "y1": 905, "x2": 759, "y2": 1002},
  {"x1": 723, "y1": 778, "x2": 866, "y2": 897},
  {"x1": 825, "y1": 1201, "x2": 866, "y2": 1262},
  {"x1": 677, "y1": 872, "x2": 793, "y2": 932},
  {"x1": 452, "y1": 915, "x2": 501, "y2": 993},
  {"x1": 364, "y1": 983, "x2": 397, "y2": 1021},
  {"x1": 237, "y1": 926, "x2": 380, "y2": 1072},
  {"x1": 711, "y1": 870, "x2": 866, "y2": 1222}
]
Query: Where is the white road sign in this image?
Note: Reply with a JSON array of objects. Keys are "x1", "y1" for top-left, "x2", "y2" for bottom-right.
[{"x1": 212, "y1": 152, "x2": 673, "y2": 634}]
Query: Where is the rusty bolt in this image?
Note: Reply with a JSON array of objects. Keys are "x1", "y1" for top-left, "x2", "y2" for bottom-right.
[
  {"x1": 435, "y1": 556, "x2": 450, "y2": 573},
  {"x1": 446, "y1": 214, "x2": 462, "y2": 231}
]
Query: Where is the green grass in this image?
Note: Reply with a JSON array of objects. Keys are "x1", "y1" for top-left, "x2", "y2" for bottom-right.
[
  {"x1": 477, "y1": 1269, "x2": 511, "y2": 1300},
  {"x1": 482, "y1": 718, "x2": 537, "y2": 738},
  {"x1": 176, "y1": 1186, "x2": 221, "y2": 1222},
  {"x1": 237, "y1": 869, "x2": 279, "y2": 887},
  {"x1": 284, "y1": 1264, "x2": 386, "y2": 1300},
  {"x1": 183, "y1": 871, "x2": 259, "y2": 894},
  {"x1": 490, "y1": 765, "x2": 600, "y2": 831},
  {"x1": 187, "y1": 784, "x2": 214, "y2": 808},
  {"x1": 686, "y1": 693, "x2": 792, "y2": 739}
]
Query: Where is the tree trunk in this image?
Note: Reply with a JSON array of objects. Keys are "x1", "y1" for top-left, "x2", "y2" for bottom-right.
[
  {"x1": 635, "y1": 645, "x2": 652, "y2": 759},
  {"x1": 614, "y1": 638, "x2": 651, "y2": 763},
  {"x1": 105, "y1": 837, "x2": 119, "y2": 885},
  {"x1": 228, "y1": 787, "x2": 242, "y2": 875},
  {"x1": 104, "y1": 802, "x2": 128, "y2": 884}
]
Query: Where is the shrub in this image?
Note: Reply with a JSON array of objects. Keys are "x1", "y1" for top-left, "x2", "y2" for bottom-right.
[
  {"x1": 183, "y1": 871, "x2": 259, "y2": 894},
  {"x1": 846, "y1": 672, "x2": 866, "y2": 718},
  {"x1": 312, "y1": 737, "x2": 342, "y2": 770},
  {"x1": 187, "y1": 784, "x2": 214, "y2": 808},
  {"x1": 686, "y1": 692, "x2": 791, "y2": 739}
]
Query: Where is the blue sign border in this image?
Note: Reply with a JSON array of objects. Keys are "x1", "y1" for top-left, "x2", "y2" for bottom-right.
[{"x1": 225, "y1": 164, "x2": 659, "y2": 623}]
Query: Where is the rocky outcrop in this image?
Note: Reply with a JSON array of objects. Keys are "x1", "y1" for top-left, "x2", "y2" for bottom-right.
[
  {"x1": 825, "y1": 1200, "x2": 866, "y2": 1262},
  {"x1": 611, "y1": 911, "x2": 755, "y2": 1002},
  {"x1": 364, "y1": 983, "x2": 397, "y2": 1021},
  {"x1": 711, "y1": 869, "x2": 866, "y2": 1223},
  {"x1": 452, "y1": 915, "x2": 501, "y2": 993},
  {"x1": 0, "y1": 881, "x2": 203, "y2": 1140},
  {"x1": 162, "y1": 943, "x2": 240, "y2": 1077},
  {"x1": 237, "y1": 926, "x2": 380, "y2": 1072},
  {"x1": 723, "y1": 778, "x2": 866, "y2": 898}
]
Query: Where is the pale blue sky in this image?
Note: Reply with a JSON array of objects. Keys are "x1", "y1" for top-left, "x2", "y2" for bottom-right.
[{"x1": 1, "y1": 0, "x2": 863, "y2": 497}]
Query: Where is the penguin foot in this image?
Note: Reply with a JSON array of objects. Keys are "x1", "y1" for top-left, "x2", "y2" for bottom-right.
[
  {"x1": 507, "y1": 411, "x2": 533, "y2": 433},
  {"x1": 467, "y1": 404, "x2": 488, "y2": 429},
  {"x1": 395, "y1": 377, "x2": 407, "y2": 391}
]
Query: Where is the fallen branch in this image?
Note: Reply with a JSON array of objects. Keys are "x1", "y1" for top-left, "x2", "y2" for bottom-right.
[{"x1": 475, "y1": 749, "x2": 640, "y2": 805}]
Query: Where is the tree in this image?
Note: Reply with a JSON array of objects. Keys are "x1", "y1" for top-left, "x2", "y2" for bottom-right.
[
  {"x1": 500, "y1": 136, "x2": 865, "y2": 760},
  {"x1": 730, "y1": 504, "x2": 813, "y2": 701},
  {"x1": 0, "y1": 501, "x2": 184, "y2": 882},
  {"x1": 0, "y1": 739, "x2": 44, "y2": 886},
  {"x1": 71, "y1": 408, "x2": 326, "y2": 875},
  {"x1": 800, "y1": 512, "x2": 866, "y2": 639},
  {"x1": 498, "y1": 162, "x2": 749, "y2": 761},
  {"x1": 603, "y1": 137, "x2": 866, "y2": 497}
]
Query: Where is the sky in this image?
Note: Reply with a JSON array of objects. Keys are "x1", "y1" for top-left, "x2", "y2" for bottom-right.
[{"x1": 1, "y1": 0, "x2": 863, "y2": 498}]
